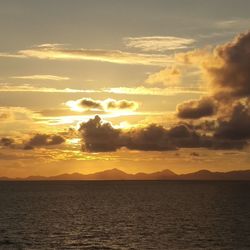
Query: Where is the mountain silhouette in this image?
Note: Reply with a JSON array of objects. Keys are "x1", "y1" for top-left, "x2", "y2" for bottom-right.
[{"x1": 1, "y1": 168, "x2": 250, "y2": 181}]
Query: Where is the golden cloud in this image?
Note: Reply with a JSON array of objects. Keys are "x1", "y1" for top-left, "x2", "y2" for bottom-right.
[
  {"x1": 13, "y1": 44, "x2": 173, "y2": 66},
  {"x1": 146, "y1": 67, "x2": 181, "y2": 86},
  {"x1": 11, "y1": 75, "x2": 70, "y2": 81},
  {"x1": 66, "y1": 98, "x2": 139, "y2": 113},
  {"x1": 124, "y1": 36, "x2": 195, "y2": 52}
]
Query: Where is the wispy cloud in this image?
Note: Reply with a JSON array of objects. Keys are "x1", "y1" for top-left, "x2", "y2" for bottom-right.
[
  {"x1": 146, "y1": 67, "x2": 181, "y2": 86},
  {"x1": 0, "y1": 84, "x2": 98, "y2": 93},
  {"x1": 215, "y1": 19, "x2": 250, "y2": 30},
  {"x1": 0, "y1": 84, "x2": 206, "y2": 96},
  {"x1": 0, "y1": 44, "x2": 174, "y2": 66},
  {"x1": 124, "y1": 36, "x2": 195, "y2": 52},
  {"x1": 11, "y1": 75, "x2": 70, "y2": 81},
  {"x1": 105, "y1": 86, "x2": 207, "y2": 96},
  {"x1": 0, "y1": 106, "x2": 43, "y2": 137},
  {"x1": 0, "y1": 52, "x2": 26, "y2": 59}
]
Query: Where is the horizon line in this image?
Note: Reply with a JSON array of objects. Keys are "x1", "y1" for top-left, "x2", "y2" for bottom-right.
[{"x1": 1, "y1": 168, "x2": 250, "y2": 181}]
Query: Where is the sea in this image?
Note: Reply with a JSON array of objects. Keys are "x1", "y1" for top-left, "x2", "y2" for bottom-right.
[{"x1": 0, "y1": 181, "x2": 250, "y2": 249}]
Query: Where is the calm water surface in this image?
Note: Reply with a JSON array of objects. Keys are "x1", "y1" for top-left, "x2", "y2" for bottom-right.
[{"x1": 0, "y1": 181, "x2": 250, "y2": 249}]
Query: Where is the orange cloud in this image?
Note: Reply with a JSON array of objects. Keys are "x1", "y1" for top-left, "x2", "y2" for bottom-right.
[
  {"x1": 176, "y1": 31, "x2": 250, "y2": 100},
  {"x1": 124, "y1": 36, "x2": 195, "y2": 52},
  {"x1": 146, "y1": 67, "x2": 181, "y2": 86},
  {"x1": 11, "y1": 75, "x2": 70, "y2": 81},
  {"x1": 14, "y1": 44, "x2": 173, "y2": 66}
]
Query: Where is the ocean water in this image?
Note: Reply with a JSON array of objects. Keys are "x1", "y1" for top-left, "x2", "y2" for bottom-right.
[{"x1": 0, "y1": 181, "x2": 250, "y2": 249}]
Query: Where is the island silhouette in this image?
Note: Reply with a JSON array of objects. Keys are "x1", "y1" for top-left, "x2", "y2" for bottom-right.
[{"x1": 1, "y1": 168, "x2": 250, "y2": 181}]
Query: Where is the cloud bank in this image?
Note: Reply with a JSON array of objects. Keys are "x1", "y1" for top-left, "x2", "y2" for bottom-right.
[
  {"x1": 24, "y1": 134, "x2": 65, "y2": 150},
  {"x1": 175, "y1": 31, "x2": 250, "y2": 139},
  {"x1": 78, "y1": 115, "x2": 247, "y2": 152}
]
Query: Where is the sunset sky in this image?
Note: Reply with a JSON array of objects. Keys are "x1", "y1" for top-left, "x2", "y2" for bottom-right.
[{"x1": 0, "y1": 0, "x2": 250, "y2": 177}]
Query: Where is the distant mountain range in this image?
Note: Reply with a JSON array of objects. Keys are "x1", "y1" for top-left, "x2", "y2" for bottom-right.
[{"x1": 1, "y1": 168, "x2": 250, "y2": 181}]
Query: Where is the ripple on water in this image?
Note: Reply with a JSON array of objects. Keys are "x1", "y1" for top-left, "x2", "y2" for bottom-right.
[{"x1": 0, "y1": 181, "x2": 250, "y2": 249}]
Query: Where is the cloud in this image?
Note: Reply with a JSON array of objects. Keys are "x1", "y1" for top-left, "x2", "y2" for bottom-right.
[
  {"x1": 173, "y1": 30, "x2": 250, "y2": 146},
  {"x1": 79, "y1": 116, "x2": 121, "y2": 152},
  {"x1": 0, "y1": 44, "x2": 174, "y2": 66},
  {"x1": 11, "y1": 75, "x2": 70, "y2": 81},
  {"x1": 37, "y1": 43, "x2": 66, "y2": 48},
  {"x1": 124, "y1": 36, "x2": 195, "y2": 52},
  {"x1": 215, "y1": 19, "x2": 250, "y2": 30},
  {"x1": 66, "y1": 98, "x2": 139, "y2": 112},
  {"x1": 0, "y1": 84, "x2": 99, "y2": 93},
  {"x1": 0, "y1": 53, "x2": 26, "y2": 59},
  {"x1": 214, "y1": 102, "x2": 250, "y2": 140},
  {"x1": 190, "y1": 152, "x2": 199, "y2": 157},
  {"x1": 24, "y1": 133, "x2": 65, "y2": 150},
  {"x1": 0, "y1": 112, "x2": 11, "y2": 120},
  {"x1": 2, "y1": 31, "x2": 250, "y2": 154},
  {"x1": 126, "y1": 124, "x2": 206, "y2": 151},
  {"x1": 0, "y1": 106, "x2": 36, "y2": 124},
  {"x1": 0, "y1": 137, "x2": 14, "y2": 147},
  {"x1": 78, "y1": 116, "x2": 175, "y2": 152},
  {"x1": 177, "y1": 97, "x2": 217, "y2": 119},
  {"x1": 146, "y1": 67, "x2": 181, "y2": 86},
  {"x1": 178, "y1": 31, "x2": 250, "y2": 100},
  {"x1": 77, "y1": 98, "x2": 103, "y2": 111},
  {"x1": 105, "y1": 99, "x2": 139, "y2": 111},
  {"x1": 38, "y1": 108, "x2": 81, "y2": 117},
  {"x1": 187, "y1": 120, "x2": 217, "y2": 133},
  {"x1": 0, "y1": 84, "x2": 206, "y2": 96},
  {"x1": 78, "y1": 116, "x2": 246, "y2": 152},
  {"x1": 207, "y1": 31, "x2": 250, "y2": 99},
  {"x1": 125, "y1": 125, "x2": 176, "y2": 151},
  {"x1": 106, "y1": 86, "x2": 206, "y2": 96}
]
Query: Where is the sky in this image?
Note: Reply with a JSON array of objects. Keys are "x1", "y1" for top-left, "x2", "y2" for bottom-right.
[{"x1": 0, "y1": 0, "x2": 250, "y2": 177}]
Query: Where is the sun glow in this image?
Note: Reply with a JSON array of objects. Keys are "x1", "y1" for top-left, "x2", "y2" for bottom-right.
[
  {"x1": 65, "y1": 100, "x2": 85, "y2": 112},
  {"x1": 117, "y1": 121, "x2": 131, "y2": 129}
]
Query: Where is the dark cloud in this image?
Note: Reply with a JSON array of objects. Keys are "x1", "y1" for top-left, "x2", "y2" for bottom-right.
[
  {"x1": 214, "y1": 102, "x2": 250, "y2": 140},
  {"x1": 24, "y1": 133, "x2": 65, "y2": 150},
  {"x1": 49, "y1": 135, "x2": 65, "y2": 145},
  {"x1": 173, "y1": 31, "x2": 250, "y2": 146},
  {"x1": 177, "y1": 97, "x2": 217, "y2": 119},
  {"x1": 79, "y1": 116, "x2": 246, "y2": 152},
  {"x1": 80, "y1": 98, "x2": 103, "y2": 110},
  {"x1": 125, "y1": 125, "x2": 176, "y2": 151},
  {"x1": 66, "y1": 98, "x2": 139, "y2": 112},
  {"x1": 78, "y1": 116, "x2": 179, "y2": 152},
  {"x1": 208, "y1": 31, "x2": 250, "y2": 99},
  {"x1": 126, "y1": 124, "x2": 213, "y2": 150},
  {"x1": 106, "y1": 99, "x2": 138, "y2": 111},
  {"x1": 179, "y1": 31, "x2": 250, "y2": 101},
  {"x1": 190, "y1": 152, "x2": 199, "y2": 157},
  {"x1": 0, "y1": 137, "x2": 14, "y2": 147},
  {"x1": 212, "y1": 139, "x2": 246, "y2": 150},
  {"x1": 79, "y1": 116, "x2": 121, "y2": 152},
  {"x1": 181, "y1": 120, "x2": 218, "y2": 135},
  {"x1": 168, "y1": 124, "x2": 194, "y2": 138}
]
